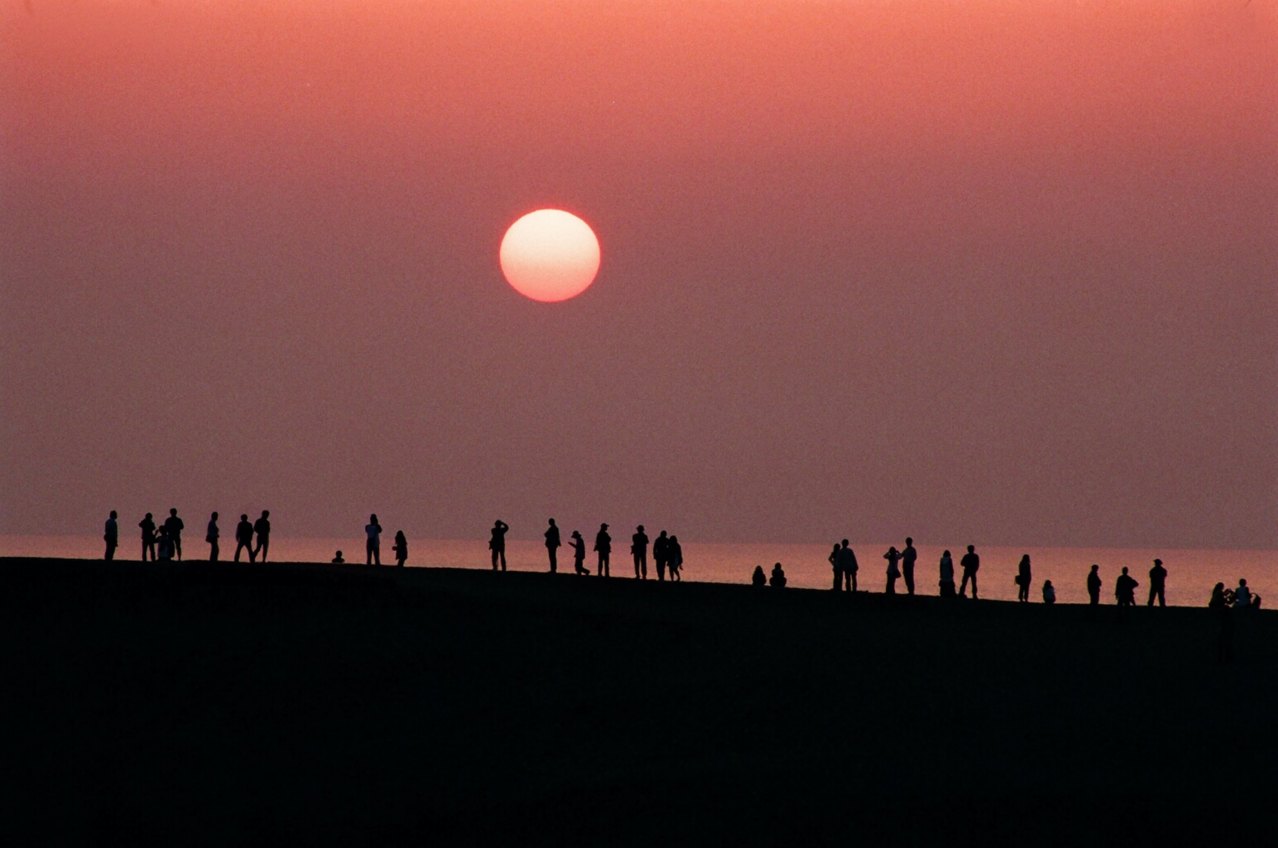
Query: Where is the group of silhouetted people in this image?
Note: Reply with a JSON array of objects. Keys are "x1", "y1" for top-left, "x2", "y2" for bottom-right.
[
  {"x1": 520, "y1": 519, "x2": 685, "y2": 580},
  {"x1": 105, "y1": 508, "x2": 269, "y2": 564}
]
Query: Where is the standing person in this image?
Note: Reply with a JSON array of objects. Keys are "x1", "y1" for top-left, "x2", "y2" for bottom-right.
[
  {"x1": 156, "y1": 526, "x2": 174, "y2": 561},
  {"x1": 631, "y1": 525, "x2": 649, "y2": 580},
  {"x1": 668, "y1": 535, "x2": 683, "y2": 581},
  {"x1": 1147, "y1": 558, "x2": 1167, "y2": 607},
  {"x1": 1115, "y1": 567, "x2": 1138, "y2": 607},
  {"x1": 1087, "y1": 565, "x2": 1102, "y2": 606},
  {"x1": 653, "y1": 530, "x2": 670, "y2": 582},
  {"x1": 104, "y1": 511, "x2": 119, "y2": 561},
  {"x1": 901, "y1": 537, "x2": 918, "y2": 595},
  {"x1": 569, "y1": 530, "x2": 588, "y2": 575},
  {"x1": 959, "y1": 545, "x2": 980, "y2": 599},
  {"x1": 365, "y1": 514, "x2": 382, "y2": 565},
  {"x1": 544, "y1": 519, "x2": 561, "y2": 573},
  {"x1": 139, "y1": 513, "x2": 157, "y2": 562},
  {"x1": 234, "y1": 514, "x2": 254, "y2": 562},
  {"x1": 594, "y1": 523, "x2": 611, "y2": 577},
  {"x1": 206, "y1": 512, "x2": 219, "y2": 562},
  {"x1": 829, "y1": 543, "x2": 842, "y2": 591},
  {"x1": 392, "y1": 530, "x2": 408, "y2": 567},
  {"x1": 884, "y1": 546, "x2": 902, "y2": 595},
  {"x1": 163, "y1": 508, "x2": 185, "y2": 561},
  {"x1": 253, "y1": 510, "x2": 271, "y2": 563},
  {"x1": 1042, "y1": 580, "x2": 1056, "y2": 605},
  {"x1": 1016, "y1": 554, "x2": 1032, "y2": 603},
  {"x1": 938, "y1": 549, "x2": 956, "y2": 598},
  {"x1": 838, "y1": 539, "x2": 859, "y2": 592},
  {"x1": 489, "y1": 520, "x2": 509, "y2": 571}
]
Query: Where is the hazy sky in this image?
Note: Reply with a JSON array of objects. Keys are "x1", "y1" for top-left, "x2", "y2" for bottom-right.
[{"x1": 3, "y1": 1, "x2": 1275, "y2": 548}]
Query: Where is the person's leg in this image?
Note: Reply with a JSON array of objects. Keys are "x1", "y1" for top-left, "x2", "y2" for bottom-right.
[
  {"x1": 374, "y1": 543, "x2": 380, "y2": 566},
  {"x1": 105, "y1": 542, "x2": 114, "y2": 561},
  {"x1": 500, "y1": 548, "x2": 506, "y2": 571},
  {"x1": 175, "y1": 537, "x2": 182, "y2": 561},
  {"x1": 834, "y1": 569, "x2": 841, "y2": 591},
  {"x1": 492, "y1": 548, "x2": 498, "y2": 570},
  {"x1": 972, "y1": 573, "x2": 978, "y2": 599},
  {"x1": 905, "y1": 566, "x2": 914, "y2": 595},
  {"x1": 210, "y1": 541, "x2": 218, "y2": 562},
  {"x1": 1158, "y1": 587, "x2": 1165, "y2": 607}
]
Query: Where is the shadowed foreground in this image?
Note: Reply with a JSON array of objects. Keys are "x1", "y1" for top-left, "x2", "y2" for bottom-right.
[{"x1": 4, "y1": 558, "x2": 1275, "y2": 846}]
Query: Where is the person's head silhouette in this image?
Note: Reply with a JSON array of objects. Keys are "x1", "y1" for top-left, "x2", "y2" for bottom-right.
[
  {"x1": 1122, "y1": 567, "x2": 1129, "y2": 575},
  {"x1": 1091, "y1": 564, "x2": 1099, "y2": 573},
  {"x1": 170, "y1": 508, "x2": 178, "y2": 517},
  {"x1": 110, "y1": 510, "x2": 117, "y2": 519},
  {"x1": 967, "y1": 545, "x2": 975, "y2": 553},
  {"x1": 637, "y1": 524, "x2": 644, "y2": 532},
  {"x1": 370, "y1": 513, "x2": 378, "y2": 524},
  {"x1": 906, "y1": 537, "x2": 913, "y2": 545},
  {"x1": 211, "y1": 511, "x2": 218, "y2": 520},
  {"x1": 549, "y1": 518, "x2": 556, "y2": 526},
  {"x1": 240, "y1": 514, "x2": 248, "y2": 522}
]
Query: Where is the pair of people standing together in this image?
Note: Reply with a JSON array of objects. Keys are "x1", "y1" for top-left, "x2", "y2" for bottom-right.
[{"x1": 362, "y1": 515, "x2": 407, "y2": 566}]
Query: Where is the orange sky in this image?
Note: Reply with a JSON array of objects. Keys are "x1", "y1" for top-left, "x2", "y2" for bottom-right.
[{"x1": 2, "y1": 1, "x2": 1275, "y2": 547}]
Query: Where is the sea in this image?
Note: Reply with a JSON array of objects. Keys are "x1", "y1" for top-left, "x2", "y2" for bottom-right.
[{"x1": 1, "y1": 535, "x2": 1271, "y2": 609}]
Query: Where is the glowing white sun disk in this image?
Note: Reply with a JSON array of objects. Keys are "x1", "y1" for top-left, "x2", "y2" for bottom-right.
[{"x1": 499, "y1": 209, "x2": 601, "y2": 302}]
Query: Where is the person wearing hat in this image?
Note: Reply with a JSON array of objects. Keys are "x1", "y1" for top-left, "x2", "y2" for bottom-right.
[
  {"x1": 1147, "y1": 558, "x2": 1167, "y2": 607},
  {"x1": 594, "y1": 523, "x2": 611, "y2": 577}
]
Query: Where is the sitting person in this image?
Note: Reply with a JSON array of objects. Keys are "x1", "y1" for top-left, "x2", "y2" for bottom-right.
[
  {"x1": 332, "y1": 550, "x2": 345, "y2": 564},
  {"x1": 751, "y1": 565, "x2": 766, "y2": 587},
  {"x1": 1233, "y1": 579, "x2": 1252, "y2": 608},
  {"x1": 1210, "y1": 582, "x2": 1228, "y2": 609},
  {"x1": 1041, "y1": 580, "x2": 1056, "y2": 605},
  {"x1": 769, "y1": 562, "x2": 787, "y2": 589}
]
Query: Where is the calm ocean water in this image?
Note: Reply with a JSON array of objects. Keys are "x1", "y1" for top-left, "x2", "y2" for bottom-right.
[{"x1": 1, "y1": 534, "x2": 1271, "y2": 608}]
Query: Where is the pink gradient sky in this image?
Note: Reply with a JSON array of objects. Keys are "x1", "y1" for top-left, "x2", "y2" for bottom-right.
[{"x1": 2, "y1": 1, "x2": 1275, "y2": 547}]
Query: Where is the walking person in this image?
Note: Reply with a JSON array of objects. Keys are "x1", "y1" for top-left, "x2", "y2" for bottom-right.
[
  {"x1": 594, "y1": 523, "x2": 611, "y2": 577},
  {"x1": 206, "y1": 512, "x2": 219, "y2": 562},
  {"x1": 631, "y1": 525, "x2": 649, "y2": 580},
  {"x1": 1087, "y1": 565, "x2": 1102, "y2": 606},
  {"x1": 668, "y1": 535, "x2": 683, "y2": 582},
  {"x1": 1147, "y1": 558, "x2": 1167, "y2": 607},
  {"x1": 139, "y1": 512, "x2": 157, "y2": 562},
  {"x1": 489, "y1": 520, "x2": 509, "y2": 571},
  {"x1": 365, "y1": 514, "x2": 383, "y2": 565},
  {"x1": 938, "y1": 549, "x2": 956, "y2": 598},
  {"x1": 104, "y1": 511, "x2": 119, "y2": 561},
  {"x1": 829, "y1": 543, "x2": 841, "y2": 591},
  {"x1": 884, "y1": 546, "x2": 902, "y2": 595},
  {"x1": 569, "y1": 530, "x2": 588, "y2": 575},
  {"x1": 838, "y1": 539, "x2": 859, "y2": 592},
  {"x1": 901, "y1": 537, "x2": 917, "y2": 595},
  {"x1": 1016, "y1": 554, "x2": 1032, "y2": 603},
  {"x1": 392, "y1": 530, "x2": 408, "y2": 567},
  {"x1": 653, "y1": 530, "x2": 670, "y2": 582},
  {"x1": 253, "y1": 510, "x2": 271, "y2": 562},
  {"x1": 959, "y1": 545, "x2": 980, "y2": 599},
  {"x1": 234, "y1": 514, "x2": 254, "y2": 562},
  {"x1": 544, "y1": 519, "x2": 561, "y2": 573},
  {"x1": 163, "y1": 508, "x2": 185, "y2": 561}
]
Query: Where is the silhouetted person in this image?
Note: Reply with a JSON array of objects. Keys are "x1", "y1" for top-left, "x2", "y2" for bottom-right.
[
  {"x1": 544, "y1": 519, "x2": 561, "y2": 573},
  {"x1": 938, "y1": 549, "x2": 956, "y2": 598},
  {"x1": 632, "y1": 525, "x2": 649, "y2": 579},
  {"x1": 156, "y1": 526, "x2": 174, "y2": 561},
  {"x1": 769, "y1": 562, "x2": 787, "y2": 589},
  {"x1": 828, "y1": 543, "x2": 841, "y2": 590},
  {"x1": 253, "y1": 510, "x2": 271, "y2": 562},
  {"x1": 104, "y1": 511, "x2": 118, "y2": 560},
  {"x1": 363, "y1": 514, "x2": 382, "y2": 565},
  {"x1": 1232, "y1": 579, "x2": 1251, "y2": 609},
  {"x1": 569, "y1": 530, "x2": 588, "y2": 575},
  {"x1": 139, "y1": 513, "x2": 157, "y2": 561},
  {"x1": 490, "y1": 520, "x2": 509, "y2": 571},
  {"x1": 901, "y1": 537, "x2": 917, "y2": 595},
  {"x1": 163, "y1": 508, "x2": 185, "y2": 561},
  {"x1": 1147, "y1": 558, "x2": 1167, "y2": 607},
  {"x1": 594, "y1": 523, "x2": 611, "y2": 577},
  {"x1": 332, "y1": 550, "x2": 345, "y2": 564},
  {"x1": 393, "y1": 530, "x2": 407, "y2": 567},
  {"x1": 234, "y1": 514, "x2": 254, "y2": 562},
  {"x1": 1016, "y1": 554, "x2": 1032, "y2": 603},
  {"x1": 1207, "y1": 582, "x2": 1234, "y2": 662},
  {"x1": 206, "y1": 512, "x2": 219, "y2": 562},
  {"x1": 959, "y1": 545, "x2": 980, "y2": 599},
  {"x1": 653, "y1": 530, "x2": 670, "y2": 582},
  {"x1": 1115, "y1": 567, "x2": 1138, "y2": 607},
  {"x1": 1042, "y1": 580, "x2": 1056, "y2": 605},
  {"x1": 668, "y1": 535, "x2": 684, "y2": 581},
  {"x1": 884, "y1": 546, "x2": 901, "y2": 595},
  {"x1": 837, "y1": 539, "x2": 859, "y2": 592},
  {"x1": 752, "y1": 565, "x2": 767, "y2": 587},
  {"x1": 1087, "y1": 565, "x2": 1102, "y2": 606}
]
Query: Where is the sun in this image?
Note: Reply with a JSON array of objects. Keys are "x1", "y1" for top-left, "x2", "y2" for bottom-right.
[{"x1": 499, "y1": 209, "x2": 601, "y2": 302}]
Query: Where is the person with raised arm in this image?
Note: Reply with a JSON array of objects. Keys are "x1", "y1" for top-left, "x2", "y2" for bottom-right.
[
  {"x1": 365, "y1": 514, "x2": 383, "y2": 565},
  {"x1": 138, "y1": 512, "x2": 157, "y2": 562},
  {"x1": 884, "y1": 546, "x2": 902, "y2": 595},
  {"x1": 489, "y1": 520, "x2": 509, "y2": 571}
]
